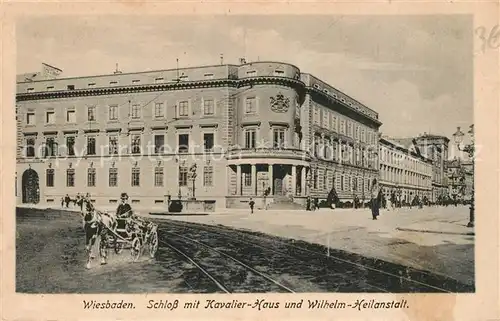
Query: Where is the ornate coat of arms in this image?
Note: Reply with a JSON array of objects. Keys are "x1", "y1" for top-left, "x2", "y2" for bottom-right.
[{"x1": 270, "y1": 93, "x2": 290, "y2": 113}]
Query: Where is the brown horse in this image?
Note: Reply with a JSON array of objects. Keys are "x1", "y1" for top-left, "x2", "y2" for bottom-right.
[{"x1": 80, "y1": 198, "x2": 117, "y2": 269}]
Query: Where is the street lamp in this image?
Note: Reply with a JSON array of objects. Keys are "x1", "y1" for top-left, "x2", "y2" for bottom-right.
[{"x1": 453, "y1": 125, "x2": 474, "y2": 228}]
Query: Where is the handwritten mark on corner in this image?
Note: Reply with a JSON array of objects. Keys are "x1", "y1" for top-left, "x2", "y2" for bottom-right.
[{"x1": 476, "y1": 25, "x2": 500, "y2": 53}]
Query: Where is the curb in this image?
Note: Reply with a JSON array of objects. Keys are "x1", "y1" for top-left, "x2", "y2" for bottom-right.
[
  {"x1": 149, "y1": 212, "x2": 210, "y2": 216},
  {"x1": 395, "y1": 227, "x2": 475, "y2": 236}
]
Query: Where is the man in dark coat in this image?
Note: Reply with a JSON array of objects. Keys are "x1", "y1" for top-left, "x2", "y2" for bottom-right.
[{"x1": 116, "y1": 193, "x2": 133, "y2": 219}]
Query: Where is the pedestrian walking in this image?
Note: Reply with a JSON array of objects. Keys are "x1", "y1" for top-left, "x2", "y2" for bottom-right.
[
  {"x1": 314, "y1": 197, "x2": 319, "y2": 211},
  {"x1": 370, "y1": 178, "x2": 381, "y2": 220},
  {"x1": 64, "y1": 194, "x2": 70, "y2": 208},
  {"x1": 61, "y1": 197, "x2": 65, "y2": 208},
  {"x1": 306, "y1": 196, "x2": 312, "y2": 211},
  {"x1": 249, "y1": 198, "x2": 255, "y2": 214}
]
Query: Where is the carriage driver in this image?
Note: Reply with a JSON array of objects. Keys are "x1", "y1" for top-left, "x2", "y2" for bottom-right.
[{"x1": 116, "y1": 193, "x2": 133, "y2": 219}]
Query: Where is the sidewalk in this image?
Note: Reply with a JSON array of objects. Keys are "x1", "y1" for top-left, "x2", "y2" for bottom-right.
[{"x1": 148, "y1": 205, "x2": 475, "y2": 285}]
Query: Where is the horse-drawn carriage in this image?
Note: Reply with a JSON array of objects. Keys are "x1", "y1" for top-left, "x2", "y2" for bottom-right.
[
  {"x1": 80, "y1": 197, "x2": 159, "y2": 268},
  {"x1": 108, "y1": 215, "x2": 159, "y2": 261}
]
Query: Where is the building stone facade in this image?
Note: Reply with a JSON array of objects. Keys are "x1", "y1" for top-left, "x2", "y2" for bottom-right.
[
  {"x1": 16, "y1": 61, "x2": 381, "y2": 209},
  {"x1": 445, "y1": 158, "x2": 473, "y2": 202},
  {"x1": 378, "y1": 137, "x2": 433, "y2": 203}
]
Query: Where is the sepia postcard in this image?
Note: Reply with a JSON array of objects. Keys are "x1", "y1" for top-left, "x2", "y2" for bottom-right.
[{"x1": 1, "y1": 1, "x2": 499, "y2": 321}]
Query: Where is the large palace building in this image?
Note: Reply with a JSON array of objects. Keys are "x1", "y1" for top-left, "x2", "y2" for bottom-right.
[{"x1": 16, "y1": 61, "x2": 381, "y2": 210}]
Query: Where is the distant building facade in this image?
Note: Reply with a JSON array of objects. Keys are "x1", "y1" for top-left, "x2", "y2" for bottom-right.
[
  {"x1": 378, "y1": 137, "x2": 433, "y2": 203},
  {"x1": 445, "y1": 158, "x2": 473, "y2": 202},
  {"x1": 16, "y1": 61, "x2": 381, "y2": 209},
  {"x1": 392, "y1": 133, "x2": 450, "y2": 202}
]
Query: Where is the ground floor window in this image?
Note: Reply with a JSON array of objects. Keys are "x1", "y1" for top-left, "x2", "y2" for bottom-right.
[
  {"x1": 66, "y1": 169, "x2": 75, "y2": 187},
  {"x1": 154, "y1": 167, "x2": 164, "y2": 187},
  {"x1": 179, "y1": 166, "x2": 188, "y2": 186},
  {"x1": 203, "y1": 166, "x2": 213, "y2": 186},
  {"x1": 131, "y1": 168, "x2": 140, "y2": 186},
  {"x1": 109, "y1": 168, "x2": 118, "y2": 187},
  {"x1": 46, "y1": 169, "x2": 54, "y2": 187}
]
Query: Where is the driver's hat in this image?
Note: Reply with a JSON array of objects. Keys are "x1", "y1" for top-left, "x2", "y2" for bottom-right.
[{"x1": 120, "y1": 192, "x2": 129, "y2": 200}]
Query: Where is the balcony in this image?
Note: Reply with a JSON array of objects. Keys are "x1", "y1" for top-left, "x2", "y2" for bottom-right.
[{"x1": 227, "y1": 147, "x2": 312, "y2": 161}]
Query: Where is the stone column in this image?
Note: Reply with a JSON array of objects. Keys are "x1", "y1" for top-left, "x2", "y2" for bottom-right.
[
  {"x1": 251, "y1": 164, "x2": 257, "y2": 195},
  {"x1": 301, "y1": 166, "x2": 307, "y2": 196},
  {"x1": 268, "y1": 164, "x2": 273, "y2": 194},
  {"x1": 291, "y1": 165, "x2": 297, "y2": 196},
  {"x1": 236, "y1": 164, "x2": 242, "y2": 196}
]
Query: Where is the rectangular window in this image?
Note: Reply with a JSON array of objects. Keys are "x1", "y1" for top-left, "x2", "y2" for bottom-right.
[
  {"x1": 131, "y1": 168, "x2": 140, "y2": 186},
  {"x1": 87, "y1": 106, "x2": 96, "y2": 121},
  {"x1": 109, "y1": 81, "x2": 118, "y2": 85},
  {"x1": 26, "y1": 138, "x2": 35, "y2": 157},
  {"x1": 46, "y1": 169, "x2": 54, "y2": 187},
  {"x1": 45, "y1": 137, "x2": 57, "y2": 157},
  {"x1": 109, "y1": 105, "x2": 118, "y2": 121},
  {"x1": 313, "y1": 107, "x2": 319, "y2": 125},
  {"x1": 203, "y1": 99, "x2": 215, "y2": 116},
  {"x1": 204, "y1": 73, "x2": 214, "y2": 79},
  {"x1": 154, "y1": 167, "x2": 164, "y2": 187},
  {"x1": 244, "y1": 129, "x2": 256, "y2": 149},
  {"x1": 66, "y1": 168, "x2": 75, "y2": 187},
  {"x1": 178, "y1": 101, "x2": 189, "y2": 117},
  {"x1": 179, "y1": 75, "x2": 189, "y2": 81},
  {"x1": 179, "y1": 166, "x2": 188, "y2": 186},
  {"x1": 154, "y1": 135, "x2": 165, "y2": 154},
  {"x1": 131, "y1": 135, "x2": 141, "y2": 154},
  {"x1": 46, "y1": 86, "x2": 54, "y2": 91},
  {"x1": 178, "y1": 134, "x2": 189, "y2": 153},
  {"x1": 87, "y1": 168, "x2": 96, "y2": 187},
  {"x1": 46, "y1": 111, "x2": 55, "y2": 124},
  {"x1": 87, "y1": 137, "x2": 96, "y2": 155},
  {"x1": 274, "y1": 70, "x2": 285, "y2": 76},
  {"x1": 203, "y1": 133, "x2": 214, "y2": 152},
  {"x1": 132, "y1": 79, "x2": 140, "y2": 84},
  {"x1": 244, "y1": 172, "x2": 252, "y2": 187},
  {"x1": 203, "y1": 166, "x2": 213, "y2": 186},
  {"x1": 245, "y1": 97, "x2": 257, "y2": 114},
  {"x1": 246, "y1": 70, "x2": 257, "y2": 76},
  {"x1": 27, "y1": 88, "x2": 34, "y2": 93},
  {"x1": 109, "y1": 168, "x2": 118, "y2": 187},
  {"x1": 26, "y1": 112, "x2": 35, "y2": 125},
  {"x1": 332, "y1": 116, "x2": 337, "y2": 131},
  {"x1": 154, "y1": 77, "x2": 164, "y2": 84},
  {"x1": 131, "y1": 104, "x2": 141, "y2": 119},
  {"x1": 88, "y1": 83, "x2": 96, "y2": 88},
  {"x1": 154, "y1": 103, "x2": 164, "y2": 118},
  {"x1": 66, "y1": 110, "x2": 76, "y2": 123},
  {"x1": 66, "y1": 136, "x2": 75, "y2": 156},
  {"x1": 273, "y1": 128, "x2": 286, "y2": 149},
  {"x1": 109, "y1": 136, "x2": 118, "y2": 155}
]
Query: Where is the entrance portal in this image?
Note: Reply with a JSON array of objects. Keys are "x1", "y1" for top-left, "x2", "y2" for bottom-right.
[{"x1": 22, "y1": 168, "x2": 40, "y2": 204}]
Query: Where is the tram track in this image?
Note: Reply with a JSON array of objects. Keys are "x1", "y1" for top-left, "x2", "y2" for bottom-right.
[
  {"x1": 158, "y1": 224, "x2": 388, "y2": 293},
  {"x1": 158, "y1": 234, "x2": 296, "y2": 293},
  {"x1": 158, "y1": 220, "x2": 467, "y2": 293}
]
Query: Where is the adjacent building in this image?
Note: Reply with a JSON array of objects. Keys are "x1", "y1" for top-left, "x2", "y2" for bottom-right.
[
  {"x1": 392, "y1": 133, "x2": 450, "y2": 202},
  {"x1": 445, "y1": 158, "x2": 473, "y2": 202},
  {"x1": 16, "y1": 61, "x2": 381, "y2": 209},
  {"x1": 378, "y1": 137, "x2": 433, "y2": 203}
]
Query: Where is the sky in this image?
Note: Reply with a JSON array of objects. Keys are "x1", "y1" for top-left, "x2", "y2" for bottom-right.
[{"x1": 16, "y1": 15, "x2": 474, "y2": 155}]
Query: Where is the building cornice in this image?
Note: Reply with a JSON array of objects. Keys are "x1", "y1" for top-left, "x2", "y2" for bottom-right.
[{"x1": 306, "y1": 87, "x2": 381, "y2": 126}]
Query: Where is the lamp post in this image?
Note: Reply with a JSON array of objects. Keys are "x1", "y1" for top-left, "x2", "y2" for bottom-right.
[{"x1": 453, "y1": 125, "x2": 474, "y2": 228}]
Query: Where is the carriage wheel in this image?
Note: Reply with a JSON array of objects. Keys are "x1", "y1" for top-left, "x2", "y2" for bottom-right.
[
  {"x1": 130, "y1": 237, "x2": 142, "y2": 262},
  {"x1": 114, "y1": 240, "x2": 124, "y2": 254},
  {"x1": 148, "y1": 229, "x2": 158, "y2": 258}
]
